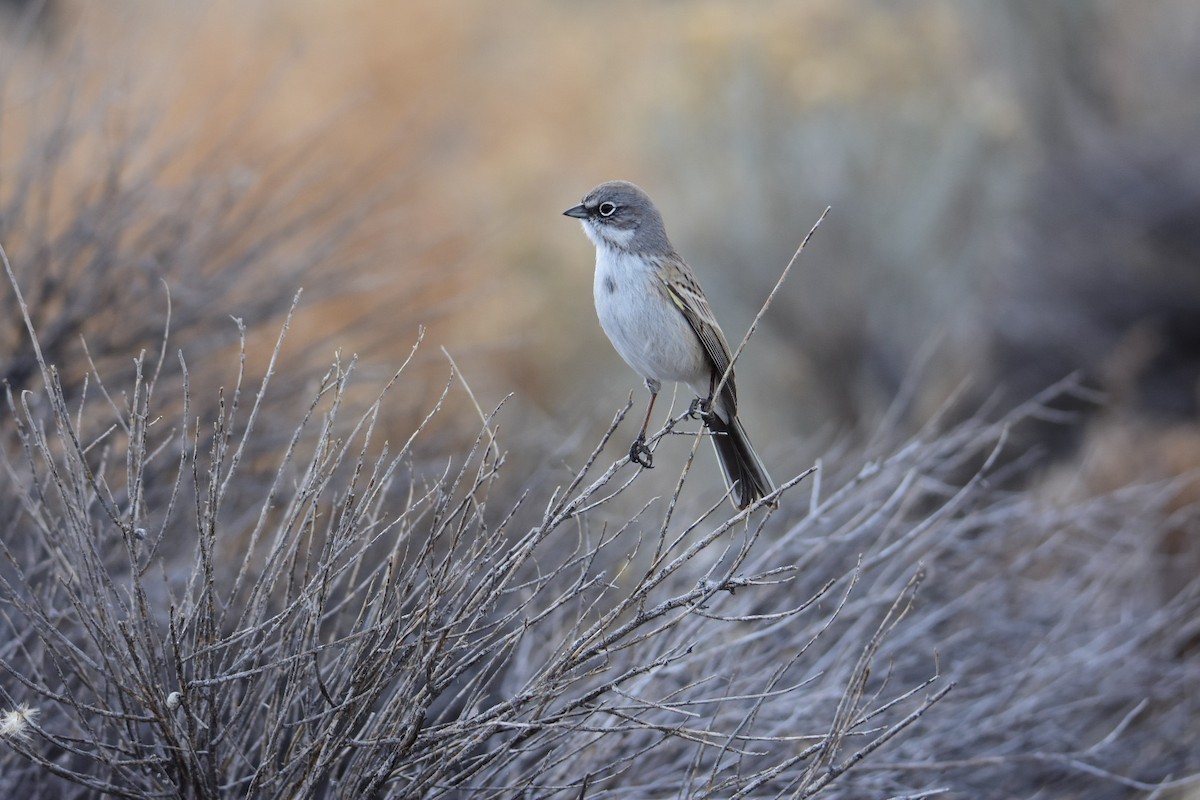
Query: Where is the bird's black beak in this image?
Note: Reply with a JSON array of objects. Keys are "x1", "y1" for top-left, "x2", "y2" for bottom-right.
[{"x1": 563, "y1": 204, "x2": 588, "y2": 219}]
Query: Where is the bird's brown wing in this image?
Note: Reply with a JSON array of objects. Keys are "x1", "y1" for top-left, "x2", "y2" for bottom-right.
[{"x1": 660, "y1": 264, "x2": 738, "y2": 411}]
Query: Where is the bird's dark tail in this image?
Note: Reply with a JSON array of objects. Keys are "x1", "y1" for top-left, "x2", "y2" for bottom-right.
[{"x1": 708, "y1": 413, "x2": 775, "y2": 509}]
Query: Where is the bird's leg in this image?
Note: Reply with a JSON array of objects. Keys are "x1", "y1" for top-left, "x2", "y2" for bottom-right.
[
  {"x1": 630, "y1": 388, "x2": 657, "y2": 468},
  {"x1": 689, "y1": 371, "x2": 718, "y2": 427}
]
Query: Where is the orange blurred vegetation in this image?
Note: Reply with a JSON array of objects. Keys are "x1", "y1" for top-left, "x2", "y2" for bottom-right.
[{"x1": 4, "y1": 0, "x2": 1200, "y2": 487}]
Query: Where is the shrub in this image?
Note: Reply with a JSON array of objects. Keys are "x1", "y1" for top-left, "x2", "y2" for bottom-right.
[{"x1": 2, "y1": 250, "x2": 1198, "y2": 797}]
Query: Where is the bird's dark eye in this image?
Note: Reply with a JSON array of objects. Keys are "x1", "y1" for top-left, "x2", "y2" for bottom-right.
[{"x1": 598, "y1": 201, "x2": 617, "y2": 217}]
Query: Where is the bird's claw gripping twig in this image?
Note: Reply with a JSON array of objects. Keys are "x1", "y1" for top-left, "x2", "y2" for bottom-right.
[
  {"x1": 630, "y1": 434, "x2": 654, "y2": 468},
  {"x1": 688, "y1": 396, "x2": 718, "y2": 429}
]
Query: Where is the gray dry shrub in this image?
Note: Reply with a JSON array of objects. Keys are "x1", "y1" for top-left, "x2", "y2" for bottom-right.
[{"x1": 0, "y1": 256, "x2": 1197, "y2": 798}]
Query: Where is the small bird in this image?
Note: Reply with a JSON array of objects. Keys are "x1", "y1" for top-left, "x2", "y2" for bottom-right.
[{"x1": 564, "y1": 180, "x2": 775, "y2": 509}]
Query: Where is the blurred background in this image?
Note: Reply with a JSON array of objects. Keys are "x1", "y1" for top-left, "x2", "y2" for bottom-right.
[
  {"x1": 2, "y1": 3, "x2": 1199, "y2": 794},
  {"x1": 2, "y1": 0, "x2": 1200, "y2": 500}
]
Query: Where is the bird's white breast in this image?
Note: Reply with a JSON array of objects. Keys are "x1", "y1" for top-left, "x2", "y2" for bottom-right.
[{"x1": 592, "y1": 244, "x2": 708, "y2": 388}]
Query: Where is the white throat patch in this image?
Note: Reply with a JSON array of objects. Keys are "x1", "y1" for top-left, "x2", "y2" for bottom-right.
[{"x1": 582, "y1": 220, "x2": 636, "y2": 251}]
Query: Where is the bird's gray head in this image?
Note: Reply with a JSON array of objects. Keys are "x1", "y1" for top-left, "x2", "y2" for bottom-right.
[{"x1": 563, "y1": 180, "x2": 674, "y2": 255}]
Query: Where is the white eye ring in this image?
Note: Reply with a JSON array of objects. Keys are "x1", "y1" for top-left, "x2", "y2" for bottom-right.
[{"x1": 598, "y1": 201, "x2": 617, "y2": 217}]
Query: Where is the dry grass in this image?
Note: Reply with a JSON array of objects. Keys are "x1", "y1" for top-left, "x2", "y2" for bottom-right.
[{"x1": 2, "y1": 238, "x2": 1198, "y2": 796}]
